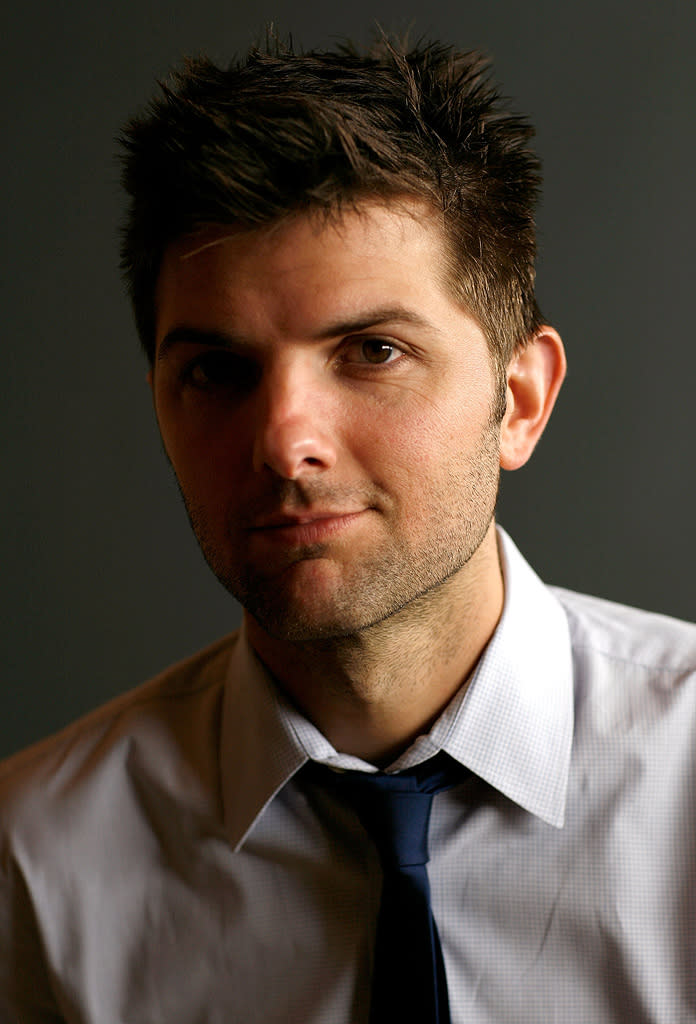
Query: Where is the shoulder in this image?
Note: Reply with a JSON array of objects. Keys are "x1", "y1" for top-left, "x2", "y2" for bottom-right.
[
  {"x1": 0, "y1": 631, "x2": 240, "y2": 835},
  {"x1": 550, "y1": 587, "x2": 696, "y2": 746},
  {"x1": 0, "y1": 632, "x2": 240, "y2": 1005},
  {"x1": 551, "y1": 586, "x2": 696, "y2": 671}
]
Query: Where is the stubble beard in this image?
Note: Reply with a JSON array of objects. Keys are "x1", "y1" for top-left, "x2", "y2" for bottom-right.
[{"x1": 178, "y1": 418, "x2": 502, "y2": 646}]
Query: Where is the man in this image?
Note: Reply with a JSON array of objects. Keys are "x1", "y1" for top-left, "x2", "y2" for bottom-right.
[{"x1": 1, "y1": 35, "x2": 694, "y2": 1023}]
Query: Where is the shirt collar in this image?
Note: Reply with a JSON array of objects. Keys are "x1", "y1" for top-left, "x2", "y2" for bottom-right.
[
  {"x1": 435, "y1": 527, "x2": 574, "y2": 828},
  {"x1": 220, "y1": 625, "x2": 309, "y2": 851},
  {"x1": 220, "y1": 526, "x2": 574, "y2": 847}
]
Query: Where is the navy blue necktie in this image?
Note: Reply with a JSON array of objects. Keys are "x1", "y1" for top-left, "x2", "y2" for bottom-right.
[{"x1": 313, "y1": 752, "x2": 466, "y2": 1024}]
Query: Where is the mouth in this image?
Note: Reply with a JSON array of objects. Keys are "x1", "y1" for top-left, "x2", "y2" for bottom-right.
[{"x1": 246, "y1": 509, "x2": 368, "y2": 546}]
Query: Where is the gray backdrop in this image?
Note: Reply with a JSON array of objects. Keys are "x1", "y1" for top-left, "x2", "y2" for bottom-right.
[{"x1": 3, "y1": 0, "x2": 694, "y2": 758}]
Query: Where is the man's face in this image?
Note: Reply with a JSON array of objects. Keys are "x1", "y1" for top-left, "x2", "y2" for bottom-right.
[{"x1": 152, "y1": 200, "x2": 504, "y2": 643}]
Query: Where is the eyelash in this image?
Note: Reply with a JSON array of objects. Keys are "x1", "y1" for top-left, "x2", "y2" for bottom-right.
[
  {"x1": 179, "y1": 351, "x2": 257, "y2": 393},
  {"x1": 340, "y1": 337, "x2": 404, "y2": 367}
]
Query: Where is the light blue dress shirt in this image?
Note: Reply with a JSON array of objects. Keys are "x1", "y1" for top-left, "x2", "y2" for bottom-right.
[{"x1": 1, "y1": 528, "x2": 695, "y2": 1022}]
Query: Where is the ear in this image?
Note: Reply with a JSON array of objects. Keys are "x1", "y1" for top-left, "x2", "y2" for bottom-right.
[{"x1": 499, "y1": 326, "x2": 566, "y2": 471}]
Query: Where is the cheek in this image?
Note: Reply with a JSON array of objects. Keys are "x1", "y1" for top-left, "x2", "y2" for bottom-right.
[
  {"x1": 352, "y1": 389, "x2": 489, "y2": 477},
  {"x1": 157, "y1": 403, "x2": 243, "y2": 500}
]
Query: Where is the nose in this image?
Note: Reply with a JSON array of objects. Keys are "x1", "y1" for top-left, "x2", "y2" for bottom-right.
[{"x1": 252, "y1": 361, "x2": 338, "y2": 479}]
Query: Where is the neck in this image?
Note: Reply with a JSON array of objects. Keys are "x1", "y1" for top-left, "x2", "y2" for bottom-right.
[{"x1": 246, "y1": 523, "x2": 504, "y2": 766}]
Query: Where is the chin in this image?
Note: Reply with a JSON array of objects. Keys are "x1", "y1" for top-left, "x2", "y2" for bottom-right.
[{"x1": 241, "y1": 589, "x2": 369, "y2": 645}]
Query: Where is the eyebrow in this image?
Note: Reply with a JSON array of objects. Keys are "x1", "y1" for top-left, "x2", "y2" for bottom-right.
[{"x1": 156, "y1": 306, "x2": 441, "y2": 362}]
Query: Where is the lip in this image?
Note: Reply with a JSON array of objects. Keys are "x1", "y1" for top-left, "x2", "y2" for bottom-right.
[{"x1": 247, "y1": 510, "x2": 367, "y2": 545}]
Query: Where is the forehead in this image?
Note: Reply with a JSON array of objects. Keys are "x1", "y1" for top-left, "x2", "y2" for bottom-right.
[
  {"x1": 154, "y1": 199, "x2": 467, "y2": 347},
  {"x1": 166, "y1": 196, "x2": 446, "y2": 260}
]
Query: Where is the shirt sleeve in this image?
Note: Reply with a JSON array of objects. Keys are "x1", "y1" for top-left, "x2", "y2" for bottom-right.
[{"x1": 0, "y1": 850, "x2": 67, "y2": 1023}]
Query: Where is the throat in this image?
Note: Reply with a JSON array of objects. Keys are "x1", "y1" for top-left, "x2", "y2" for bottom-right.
[{"x1": 246, "y1": 601, "x2": 493, "y2": 764}]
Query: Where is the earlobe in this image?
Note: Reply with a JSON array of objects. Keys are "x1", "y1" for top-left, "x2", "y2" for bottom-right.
[{"x1": 499, "y1": 326, "x2": 566, "y2": 471}]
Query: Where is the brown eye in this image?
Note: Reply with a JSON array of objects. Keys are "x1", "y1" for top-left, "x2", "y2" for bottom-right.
[
  {"x1": 360, "y1": 339, "x2": 397, "y2": 364},
  {"x1": 189, "y1": 361, "x2": 213, "y2": 387},
  {"x1": 182, "y1": 351, "x2": 259, "y2": 394}
]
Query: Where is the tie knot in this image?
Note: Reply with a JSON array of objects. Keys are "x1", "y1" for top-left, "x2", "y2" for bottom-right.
[
  {"x1": 309, "y1": 751, "x2": 467, "y2": 871},
  {"x1": 351, "y1": 781, "x2": 434, "y2": 868}
]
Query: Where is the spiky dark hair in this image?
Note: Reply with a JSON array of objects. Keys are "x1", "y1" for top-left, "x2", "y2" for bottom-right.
[{"x1": 120, "y1": 34, "x2": 544, "y2": 387}]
